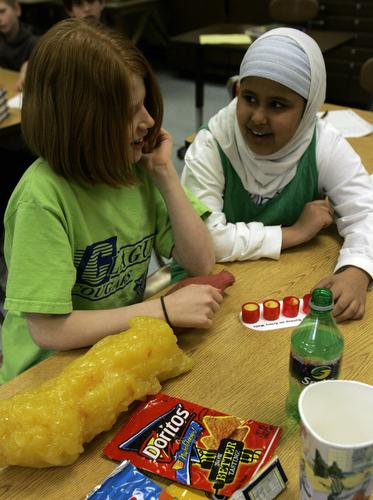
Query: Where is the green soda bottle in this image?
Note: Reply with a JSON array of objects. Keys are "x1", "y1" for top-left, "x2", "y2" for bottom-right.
[{"x1": 285, "y1": 288, "x2": 344, "y2": 422}]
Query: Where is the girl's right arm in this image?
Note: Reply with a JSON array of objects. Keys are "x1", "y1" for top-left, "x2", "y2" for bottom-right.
[
  {"x1": 140, "y1": 128, "x2": 215, "y2": 277},
  {"x1": 26, "y1": 284, "x2": 223, "y2": 350}
]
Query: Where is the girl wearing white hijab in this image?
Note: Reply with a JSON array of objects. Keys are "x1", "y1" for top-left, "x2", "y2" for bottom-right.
[{"x1": 181, "y1": 27, "x2": 373, "y2": 322}]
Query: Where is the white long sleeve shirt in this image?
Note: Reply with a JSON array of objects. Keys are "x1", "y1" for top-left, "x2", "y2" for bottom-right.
[{"x1": 181, "y1": 119, "x2": 373, "y2": 279}]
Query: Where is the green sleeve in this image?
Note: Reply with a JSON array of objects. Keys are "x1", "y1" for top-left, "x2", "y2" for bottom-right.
[
  {"x1": 184, "y1": 186, "x2": 211, "y2": 220},
  {"x1": 4, "y1": 203, "x2": 76, "y2": 314}
]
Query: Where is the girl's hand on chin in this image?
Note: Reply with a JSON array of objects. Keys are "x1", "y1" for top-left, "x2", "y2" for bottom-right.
[{"x1": 139, "y1": 128, "x2": 173, "y2": 170}]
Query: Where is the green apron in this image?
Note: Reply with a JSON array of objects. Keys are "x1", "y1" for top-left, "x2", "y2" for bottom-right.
[
  {"x1": 171, "y1": 127, "x2": 319, "y2": 282},
  {"x1": 218, "y1": 128, "x2": 319, "y2": 225}
]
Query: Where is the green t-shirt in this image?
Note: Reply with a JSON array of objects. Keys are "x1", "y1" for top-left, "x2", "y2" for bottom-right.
[{"x1": 1, "y1": 158, "x2": 208, "y2": 383}]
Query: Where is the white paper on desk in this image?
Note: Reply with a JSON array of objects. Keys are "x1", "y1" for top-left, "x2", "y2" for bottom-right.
[
  {"x1": 317, "y1": 109, "x2": 373, "y2": 138},
  {"x1": 7, "y1": 93, "x2": 22, "y2": 109},
  {"x1": 199, "y1": 33, "x2": 252, "y2": 45}
]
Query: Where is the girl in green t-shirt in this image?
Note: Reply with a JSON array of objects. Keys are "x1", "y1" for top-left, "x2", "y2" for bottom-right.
[{"x1": 1, "y1": 18, "x2": 222, "y2": 383}]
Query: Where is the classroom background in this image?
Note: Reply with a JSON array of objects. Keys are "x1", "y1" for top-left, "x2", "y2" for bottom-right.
[
  {"x1": 1, "y1": 0, "x2": 373, "y2": 339},
  {"x1": 18, "y1": 0, "x2": 373, "y2": 110}
]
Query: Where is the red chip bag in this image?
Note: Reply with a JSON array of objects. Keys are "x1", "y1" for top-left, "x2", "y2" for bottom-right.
[{"x1": 103, "y1": 394, "x2": 281, "y2": 497}]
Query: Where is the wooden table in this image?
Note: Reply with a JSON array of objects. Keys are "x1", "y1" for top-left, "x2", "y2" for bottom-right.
[
  {"x1": 1, "y1": 110, "x2": 373, "y2": 499},
  {"x1": 0, "y1": 68, "x2": 21, "y2": 134},
  {"x1": 322, "y1": 103, "x2": 373, "y2": 169},
  {"x1": 171, "y1": 23, "x2": 354, "y2": 131}
]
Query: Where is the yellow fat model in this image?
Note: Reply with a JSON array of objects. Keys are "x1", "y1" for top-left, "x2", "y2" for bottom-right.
[{"x1": 0, "y1": 317, "x2": 192, "y2": 468}]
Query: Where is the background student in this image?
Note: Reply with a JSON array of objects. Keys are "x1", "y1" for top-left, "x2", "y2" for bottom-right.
[
  {"x1": 0, "y1": 0, "x2": 38, "y2": 90},
  {"x1": 61, "y1": 0, "x2": 104, "y2": 21},
  {"x1": 182, "y1": 27, "x2": 373, "y2": 323},
  {"x1": 1, "y1": 18, "x2": 222, "y2": 383}
]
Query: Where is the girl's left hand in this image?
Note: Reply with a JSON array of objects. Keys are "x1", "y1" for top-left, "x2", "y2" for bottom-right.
[
  {"x1": 313, "y1": 266, "x2": 370, "y2": 322},
  {"x1": 139, "y1": 128, "x2": 175, "y2": 181}
]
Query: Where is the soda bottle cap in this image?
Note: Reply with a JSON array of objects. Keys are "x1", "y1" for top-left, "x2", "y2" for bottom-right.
[{"x1": 310, "y1": 288, "x2": 333, "y2": 311}]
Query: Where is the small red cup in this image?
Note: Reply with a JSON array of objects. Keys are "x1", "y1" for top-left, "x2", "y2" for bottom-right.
[
  {"x1": 303, "y1": 293, "x2": 311, "y2": 314},
  {"x1": 263, "y1": 299, "x2": 280, "y2": 321},
  {"x1": 242, "y1": 302, "x2": 260, "y2": 323},
  {"x1": 282, "y1": 296, "x2": 300, "y2": 318}
]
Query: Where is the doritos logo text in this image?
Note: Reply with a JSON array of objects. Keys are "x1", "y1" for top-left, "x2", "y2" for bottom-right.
[{"x1": 117, "y1": 403, "x2": 193, "y2": 462}]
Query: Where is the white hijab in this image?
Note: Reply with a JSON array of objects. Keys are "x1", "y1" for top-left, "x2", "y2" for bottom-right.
[{"x1": 208, "y1": 27, "x2": 326, "y2": 198}]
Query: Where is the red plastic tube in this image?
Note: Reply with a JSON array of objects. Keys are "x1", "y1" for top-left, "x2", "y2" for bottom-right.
[
  {"x1": 263, "y1": 299, "x2": 280, "y2": 321},
  {"x1": 242, "y1": 302, "x2": 260, "y2": 323},
  {"x1": 282, "y1": 296, "x2": 300, "y2": 318},
  {"x1": 303, "y1": 293, "x2": 311, "y2": 314}
]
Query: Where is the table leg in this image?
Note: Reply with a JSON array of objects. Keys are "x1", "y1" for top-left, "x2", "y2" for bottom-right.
[
  {"x1": 177, "y1": 43, "x2": 204, "y2": 160},
  {"x1": 195, "y1": 44, "x2": 204, "y2": 130},
  {"x1": 131, "y1": 10, "x2": 151, "y2": 44}
]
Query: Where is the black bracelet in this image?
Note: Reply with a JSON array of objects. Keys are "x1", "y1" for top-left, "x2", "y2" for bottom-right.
[{"x1": 160, "y1": 296, "x2": 172, "y2": 327}]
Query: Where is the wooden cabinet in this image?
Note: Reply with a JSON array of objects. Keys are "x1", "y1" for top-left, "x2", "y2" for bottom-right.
[
  {"x1": 227, "y1": 0, "x2": 271, "y2": 24},
  {"x1": 163, "y1": 0, "x2": 226, "y2": 36},
  {"x1": 310, "y1": 0, "x2": 373, "y2": 109}
]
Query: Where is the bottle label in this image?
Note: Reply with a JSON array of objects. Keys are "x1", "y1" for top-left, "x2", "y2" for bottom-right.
[{"x1": 289, "y1": 353, "x2": 342, "y2": 386}]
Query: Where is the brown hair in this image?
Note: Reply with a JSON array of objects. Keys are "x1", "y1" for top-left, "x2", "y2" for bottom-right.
[{"x1": 22, "y1": 18, "x2": 163, "y2": 186}]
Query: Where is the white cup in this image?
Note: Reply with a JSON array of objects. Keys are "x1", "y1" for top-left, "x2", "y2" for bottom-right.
[{"x1": 298, "y1": 380, "x2": 373, "y2": 499}]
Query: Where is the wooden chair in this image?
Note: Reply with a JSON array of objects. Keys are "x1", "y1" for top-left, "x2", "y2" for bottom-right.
[
  {"x1": 104, "y1": 0, "x2": 168, "y2": 45},
  {"x1": 269, "y1": 0, "x2": 319, "y2": 24},
  {"x1": 359, "y1": 58, "x2": 373, "y2": 110}
]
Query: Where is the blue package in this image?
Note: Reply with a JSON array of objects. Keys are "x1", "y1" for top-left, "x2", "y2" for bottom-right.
[{"x1": 86, "y1": 460, "x2": 163, "y2": 499}]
